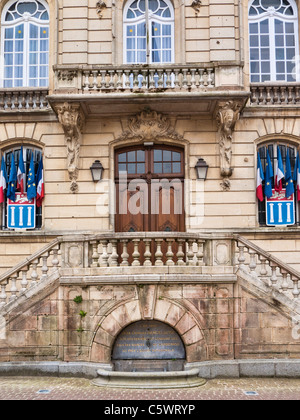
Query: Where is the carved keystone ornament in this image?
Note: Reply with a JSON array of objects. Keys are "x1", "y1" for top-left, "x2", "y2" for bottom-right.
[
  {"x1": 117, "y1": 109, "x2": 184, "y2": 142},
  {"x1": 54, "y1": 103, "x2": 85, "y2": 194},
  {"x1": 216, "y1": 100, "x2": 243, "y2": 191}
]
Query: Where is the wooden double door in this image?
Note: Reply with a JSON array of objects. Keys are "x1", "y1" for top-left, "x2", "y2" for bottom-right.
[{"x1": 115, "y1": 145, "x2": 185, "y2": 233}]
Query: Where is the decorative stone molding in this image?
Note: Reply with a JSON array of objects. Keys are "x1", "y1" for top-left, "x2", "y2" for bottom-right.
[
  {"x1": 117, "y1": 109, "x2": 184, "y2": 142},
  {"x1": 57, "y1": 70, "x2": 77, "y2": 82},
  {"x1": 191, "y1": 0, "x2": 202, "y2": 14},
  {"x1": 54, "y1": 103, "x2": 85, "y2": 194},
  {"x1": 96, "y1": 0, "x2": 107, "y2": 18},
  {"x1": 216, "y1": 100, "x2": 243, "y2": 191}
]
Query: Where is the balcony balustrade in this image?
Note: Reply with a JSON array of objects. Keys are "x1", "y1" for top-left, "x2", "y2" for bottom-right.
[
  {"x1": 250, "y1": 83, "x2": 300, "y2": 106},
  {"x1": 0, "y1": 88, "x2": 49, "y2": 111}
]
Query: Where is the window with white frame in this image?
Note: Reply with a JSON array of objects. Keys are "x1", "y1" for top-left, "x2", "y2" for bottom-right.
[
  {"x1": 124, "y1": 0, "x2": 174, "y2": 64},
  {"x1": 1, "y1": 0, "x2": 49, "y2": 88},
  {"x1": 249, "y1": 0, "x2": 299, "y2": 83}
]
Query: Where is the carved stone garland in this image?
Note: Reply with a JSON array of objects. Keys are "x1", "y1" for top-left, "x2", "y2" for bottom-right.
[
  {"x1": 216, "y1": 101, "x2": 242, "y2": 191},
  {"x1": 117, "y1": 109, "x2": 184, "y2": 142},
  {"x1": 55, "y1": 103, "x2": 85, "y2": 194}
]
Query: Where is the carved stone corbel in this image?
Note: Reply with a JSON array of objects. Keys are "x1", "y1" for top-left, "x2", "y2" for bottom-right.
[
  {"x1": 96, "y1": 0, "x2": 107, "y2": 18},
  {"x1": 55, "y1": 103, "x2": 85, "y2": 194},
  {"x1": 216, "y1": 100, "x2": 242, "y2": 191}
]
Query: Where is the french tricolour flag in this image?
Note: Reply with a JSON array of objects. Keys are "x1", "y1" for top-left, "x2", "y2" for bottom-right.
[
  {"x1": 294, "y1": 152, "x2": 300, "y2": 201},
  {"x1": 0, "y1": 157, "x2": 8, "y2": 204},
  {"x1": 17, "y1": 146, "x2": 26, "y2": 193},
  {"x1": 256, "y1": 152, "x2": 264, "y2": 202},
  {"x1": 275, "y1": 146, "x2": 285, "y2": 193},
  {"x1": 36, "y1": 157, "x2": 44, "y2": 208}
]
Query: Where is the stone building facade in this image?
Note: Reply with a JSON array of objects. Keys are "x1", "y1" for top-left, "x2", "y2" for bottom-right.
[{"x1": 0, "y1": 0, "x2": 300, "y2": 373}]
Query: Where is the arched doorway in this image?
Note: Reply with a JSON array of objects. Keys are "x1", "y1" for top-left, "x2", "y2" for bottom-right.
[{"x1": 112, "y1": 320, "x2": 186, "y2": 372}]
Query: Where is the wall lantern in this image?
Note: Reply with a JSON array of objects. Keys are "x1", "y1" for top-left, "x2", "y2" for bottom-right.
[
  {"x1": 195, "y1": 158, "x2": 209, "y2": 181},
  {"x1": 90, "y1": 160, "x2": 104, "y2": 182}
]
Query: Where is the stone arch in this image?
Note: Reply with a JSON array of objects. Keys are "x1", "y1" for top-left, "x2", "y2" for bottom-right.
[{"x1": 90, "y1": 296, "x2": 207, "y2": 364}]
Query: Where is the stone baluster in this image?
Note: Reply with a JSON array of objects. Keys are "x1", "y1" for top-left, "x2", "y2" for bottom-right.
[
  {"x1": 9, "y1": 274, "x2": 18, "y2": 301},
  {"x1": 249, "y1": 250, "x2": 258, "y2": 278},
  {"x1": 0, "y1": 93, "x2": 5, "y2": 110},
  {"x1": 121, "y1": 240, "x2": 129, "y2": 266},
  {"x1": 6, "y1": 92, "x2": 12, "y2": 110},
  {"x1": 0, "y1": 282, "x2": 8, "y2": 308},
  {"x1": 133, "y1": 70, "x2": 139, "y2": 89},
  {"x1": 52, "y1": 248, "x2": 59, "y2": 269},
  {"x1": 156, "y1": 70, "x2": 163, "y2": 88},
  {"x1": 237, "y1": 243, "x2": 246, "y2": 268},
  {"x1": 187, "y1": 239, "x2": 195, "y2": 266},
  {"x1": 20, "y1": 268, "x2": 29, "y2": 293},
  {"x1": 143, "y1": 239, "x2": 152, "y2": 267},
  {"x1": 91, "y1": 241, "x2": 99, "y2": 267},
  {"x1": 13, "y1": 91, "x2": 20, "y2": 109},
  {"x1": 182, "y1": 69, "x2": 188, "y2": 89},
  {"x1": 141, "y1": 70, "x2": 148, "y2": 89},
  {"x1": 270, "y1": 262, "x2": 278, "y2": 287},
  {"x1": 100, "y1": 70, "x2": 107, "y2": 90},
  {"x1": 198, "y1": 69, "x2": 204, "y2": 88},
  {"x1": 124, "y1": 70, "x2": 131, "y2": 90},
  {"x1": 166, "y1": 239, "x2": 175, "y2": 266},
  {"x1": 149, "y1": 69, "x2": 156, "y2": 89},
  {"x1": 41, "y1": 253, "x2": 49, "y2": 281},
  {"x1": 30, "y1": 259, "x2": 39, "y2": 287},
  {"x1": 281, "y1": 269, "x2": 289, "y2": 292},
  {"x1": 196, "y1": 240, "x2": 205, "y2": 266},
  {"x1": 190, "y1": 69, "x2": 196, "y2": 89},
  {"x1": 109, "y1": 70, "x2": 115, "y2": 90},
  {"x1": 207, "y1": 68, "x2": 214, "y2": 87},
  {"x1": 132, "y1": 239, "x2": 141, "y2": 266},
  {"x1": 291, "y1": 276, "x2": 300, "y2": 299},
  {"x1": 91, "y1": 70, "x2": 98, "y2": 91},
  {"x1": 110, "y1": 240, "x2": 119, "y2": 267},
  {"x1": 83, "y1": 71, "x2": 90, "y2": 91},
  {"x1": 165, "y1": 69, "x2": 172, "y2": 88},
  {"x1": 176, "y1": 239, "x2": 185, "y2": 266},
  {"x1": 99, "y1": 240, "x2": 109, "y2": 267},
  {"x1": 259, "y1": 256, "x2": 268, "y2": 283},
  {"x1": 116, "y1": 70, "x2": 123, "y2": 90},
  {"x1": 173, "y1": 69, "x2": 180, "y2": 89},
  {"x1": 155, "y1": 239, "x2": 164, "y2": 266}
]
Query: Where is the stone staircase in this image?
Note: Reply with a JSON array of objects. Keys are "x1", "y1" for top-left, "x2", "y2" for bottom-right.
[{"x1": 0, "y1": 233, "x2": 300, "y2": 318}]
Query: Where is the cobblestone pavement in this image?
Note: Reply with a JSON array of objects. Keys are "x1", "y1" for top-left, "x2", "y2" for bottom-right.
[{"x1": 0, "y1": 377, "x2": 300, "y2": 400}]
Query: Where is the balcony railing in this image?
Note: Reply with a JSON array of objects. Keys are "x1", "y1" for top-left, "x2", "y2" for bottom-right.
[
  {"x1": 0, "y1": 88, "x2": 50, "y2": 111},
  {"x1": 250, "y1": 83, "x2": 300, "y2": 106},
  {"x1": 54, "y1": 65, "x2": 216, "y2": 94}
]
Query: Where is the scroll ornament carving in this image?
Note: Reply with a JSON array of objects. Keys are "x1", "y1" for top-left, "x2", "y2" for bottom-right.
[
  {"x1": 117, "y1": 110, "x2": 184, "y2": 142},
  {"x1": 96, "y1": 0, "x2": 107, "y2": 18},
  {"x1": 216, "y1": 101, "x2": 242, "y2": 191},
  {"x1": 55, "y1": 103, "x2": 85, "y2": 194},
  {"x1": 191, "y1": 0, "x2": 202, "y2": 14}
]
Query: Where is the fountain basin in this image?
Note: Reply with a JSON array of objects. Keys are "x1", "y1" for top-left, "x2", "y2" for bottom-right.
[{"x1": 91, "y1": 368, "x2": 206, "y2": 389}]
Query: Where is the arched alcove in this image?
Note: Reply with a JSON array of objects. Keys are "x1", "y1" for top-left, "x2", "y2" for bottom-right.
[{"x1": 112, "y1": 320, "x2": 186, "y2": 372}]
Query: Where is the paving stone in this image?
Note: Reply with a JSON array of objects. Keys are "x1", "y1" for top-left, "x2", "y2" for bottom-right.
[{"x1": 0, "y1": 377, "x2": 300, "y2": 400}]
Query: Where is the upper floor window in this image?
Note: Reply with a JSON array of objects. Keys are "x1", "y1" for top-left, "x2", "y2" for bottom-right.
[
  {"x1": 124, "y1": 0, "x2": 174, "y2": 64},
  {"x1": 1, "y1": 0, "x2": 49, "y2": 88},
  {"x1": 249, "y1": 0, "x2": 299, "y2": 83}
]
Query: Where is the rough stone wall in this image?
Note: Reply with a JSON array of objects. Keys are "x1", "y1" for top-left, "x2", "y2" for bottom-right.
[{"x1": 1, "y1": 281, "x2": 299, "y2": 364}]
